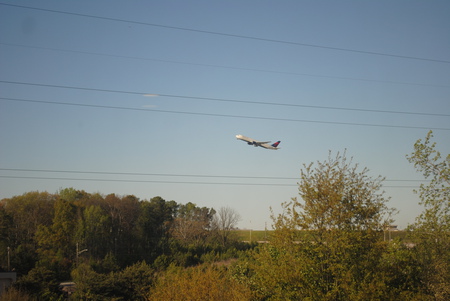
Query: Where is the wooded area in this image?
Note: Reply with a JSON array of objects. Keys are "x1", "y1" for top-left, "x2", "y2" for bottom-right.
[{"x1": 0, "y1": 131, "x2": 448, "y2": 300}]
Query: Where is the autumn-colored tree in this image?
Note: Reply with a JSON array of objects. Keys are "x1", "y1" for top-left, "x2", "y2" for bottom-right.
[
  {"x1": 150, "y1": 264, "x2": 251, "y2": 301},
  {"x1": 171, "y1": 202, "x2": 215, "y2": 246},
  {"x1": 407, "y1": 131, "x2": 450, "y2": 300},
  {"x1": 0, "y1": 189, "x2": 249, "y2": 298},
  {"x1": 0, "y1": 192, "x2": 56, "y2": 273}
]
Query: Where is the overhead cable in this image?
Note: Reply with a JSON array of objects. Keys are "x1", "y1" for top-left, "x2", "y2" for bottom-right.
[
  {"x1": 0, "y1": 175, "x2": 295, "y2": 187},
  {"x1": 1, "y1": 43, "x2": 448, "y2": 89},
  {"x1": 2, "y1": 96, "x2": 449, "y2": 131},
  {"x1": 0, "y1": 168, "x2": 428, "y2": 182},
  {"x1": 1, "y1": 80, "x2": 449, "y2": 118},
  {"x1": 0, "y1": 175, "x2": 421, "y2": 188},
  {"x1": 1, "y1": 3, "x2": 449, "y2": 64}
]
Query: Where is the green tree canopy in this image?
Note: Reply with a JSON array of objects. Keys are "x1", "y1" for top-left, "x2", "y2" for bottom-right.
[
  {"x1": 407, "y1": 130, "x2": 450, "y2": 232},
  {"x1": 240, "y1": 152, "x2": 397, "y2": 300},
  {"x1": 407, "y1": 130, "x2": 450, "y2": 300}
]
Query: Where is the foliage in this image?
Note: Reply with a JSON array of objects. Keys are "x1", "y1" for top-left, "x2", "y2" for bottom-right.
[
  {"x1": 171, "y1": 202, "x2": 215, "y2": 246},
  {"x1": 0, "y1": 287, "x2": 36, "y2": 301},
  {"x1": 14, "y1": 266, "x2": 62, "y2": 300},
  {"x1": 294, "y1": 151, "x2": 396, "y2": 231},
  {"x1": 134, "y1": 197, "x2": 178, "y2": 263},
  {"x1": 35, "y1": 199, "x2": 77, "y2": 280},
  {"x1": 0, "y1": 189, "x2": 243, "y2": 298},
  {"x1": 150, "y1": 264, "x2": 252, "y2": 301},
  {"x1": 235, "y1": 152, "x2": 401, "y2": 300},
  {"x1": 407, "y1": 131, "x2": 449, "y2": 232},
  {"x1": 377, "y1": 239, "x2": 430, "y2": 299},
  {"x1": 2, "y1": 133, "x2": 449, "y2": 300},
  {"x1": 0, "y1": 205, "x2": 13, "y2": 271},
  {"x1": 407, "y1": 131, "x2": 450, "y2": 300},
  {"x1": 70, "y1": 261, "x2": 154, "y2": 300},
  {"x1": 0, "y1": 192, "x2": 56, "y2": 273}
]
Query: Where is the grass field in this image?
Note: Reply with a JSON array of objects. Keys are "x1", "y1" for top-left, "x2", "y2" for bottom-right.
[
  {"x1": 233, "y1": 230, "x2": 408, "y2": 242},
  {"x1": 234, "y1": 230, "x2": 270, "y2": 242}
]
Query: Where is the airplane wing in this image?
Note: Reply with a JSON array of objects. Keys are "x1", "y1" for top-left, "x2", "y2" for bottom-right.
[{"x1": 236, "y1": 135, "x2": 269, "y2": 145}]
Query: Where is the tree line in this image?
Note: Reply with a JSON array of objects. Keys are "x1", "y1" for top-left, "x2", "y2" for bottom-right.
[
  {"x1": 0, "y1": 131, "x2": 448, "y2": 300},
  {"x1": 0, "y1": 189, "x2": 245, "y2": 299}
]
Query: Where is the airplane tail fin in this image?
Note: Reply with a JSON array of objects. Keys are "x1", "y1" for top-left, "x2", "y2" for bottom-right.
[{"x1": 272, "y1": 141, "x2": 281, "y2": 148}]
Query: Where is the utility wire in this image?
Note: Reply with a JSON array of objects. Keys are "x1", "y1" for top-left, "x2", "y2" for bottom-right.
[
  {"x1": 0, "y1": 175, "x2": 295, "y2": 187},
  {"x1": 1, "y1": 80, "x2": 449, "y2": 118},
  {"x1": 2, "y1": 96, "x2": 449, "y2": 131},
  {"x1": 0, "y1": 175, "x2": 421, "y2": 188},
  {"x1": 1, "y1": 42, "x2": 449, "y2": 89},
  {"x1": 1, "y1": 3, "x2": 449, "y2": 64},
  {"x1": 0, "y1": 168, "x2": 295, "y2": 180},
  {"x1": 0, "y1": 168, "x2": 427, "y2": 182}
]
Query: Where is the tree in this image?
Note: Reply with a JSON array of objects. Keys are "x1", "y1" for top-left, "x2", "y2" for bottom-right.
[
  {"x1": 407, "y1": 130, "x2": 450, "y2": 300},
  {"x1": 171, "y1": 202, "x2": 215, "y2": 246},
  {"x1": 81, "y1": 205, "x2": 111, "y2": 261},
  {"x1": 35, "y1": 199, "x2": 77, "y2": 279},
  {"x1": 71, "y1": 261, "x2": 155, "y2": 300},
  {"x1": 407, "y1": 131, "x2": 449, "y2": 232},
  {"x1": 212, "y1": 206, "x2": 241, "y2": 246},
  {"x1": 295, "y1": 152, "x2": 395, "y2": 232},
  {"x1": 150, "y1": 264, "x2": 251, "y2": 301},
  {"x1": 240, "y1": 152, "x2": 397, "y2": 300},
  {"x1": 59, "y1": 187, "x2": 90, "y2": 203},
  {"x1": 100, "y1": 194, "x2": 141, "y2": 266},
  {"x1": 0, "y1": 192, "x2": 56, "y2": 273},
  {"x1": 0, "y1": 204, "x2": 13, "y2": 271},
  {"x1": 15, "y1": 265, "x2": 61, "y2": 299},
  {"x1": 135, "y1": 197, "x2": 177, "y2": 262}
]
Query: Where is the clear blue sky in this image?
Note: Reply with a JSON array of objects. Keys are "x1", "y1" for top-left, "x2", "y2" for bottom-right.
[{"x1": 1, "y1": 0, "x2": 449, "y2": 230}]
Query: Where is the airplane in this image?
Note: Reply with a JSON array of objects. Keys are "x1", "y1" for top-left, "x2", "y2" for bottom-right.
[{"x1": 236, "y1": 134, "x2": 281, "y2": 150}]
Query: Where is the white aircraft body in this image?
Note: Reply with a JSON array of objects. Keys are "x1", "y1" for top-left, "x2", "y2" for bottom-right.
[{"x1": 236, "y1": 134, "x2": 281, "y2": 150}]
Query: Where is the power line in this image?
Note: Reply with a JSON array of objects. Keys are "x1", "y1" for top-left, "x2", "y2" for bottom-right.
[
  {"x1": 1, "y1": 3, "x2": 449, "y2": 64},
  {"x1": 2, "y1": 96, "x2": 450, "y2": 131},
  {"x1": 1, "y1": 80, "x2": 449, "y2": 118},
  {"x1": 0, "y1": 167, "x2": 427, "y2": 182},
  {"x1": 0, "y1": 175, "x2": 421, "y2": 188},
  {"x1": 2, "y1": 42, "x2": 449, "y2": 89},
  {"x1": 0, "y1": 175, "x2": 295, "y2": 187},
  {"x1": 0, "y1": 168, "x2": 295, "y2": 180}
]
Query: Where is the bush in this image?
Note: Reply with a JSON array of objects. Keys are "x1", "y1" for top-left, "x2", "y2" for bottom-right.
[
  {"x1": 150, "y1": 264, "x2": 252, "y2": 300},
  {"x1": 0, "y1": 287, "x2": 36, "y2": 301}
]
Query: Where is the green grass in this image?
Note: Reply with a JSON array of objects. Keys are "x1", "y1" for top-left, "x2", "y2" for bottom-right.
[
  {"x1": 233, "y1": 230, "x2": 408, "y2": 242},
  {"x1": 234, "y1": 230, "x2": 270, "y2": 242}
]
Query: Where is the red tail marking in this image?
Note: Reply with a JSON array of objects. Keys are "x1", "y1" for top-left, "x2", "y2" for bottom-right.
[{"x1": 272, "y1": 141, "x2": 281, "y2": 147}]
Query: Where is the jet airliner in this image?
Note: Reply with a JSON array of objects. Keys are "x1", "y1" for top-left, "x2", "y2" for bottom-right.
[{"x1": 236, "y1": 134, "x2": 281, "y2": 150}]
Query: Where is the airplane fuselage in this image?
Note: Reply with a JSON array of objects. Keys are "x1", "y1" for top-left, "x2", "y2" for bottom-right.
[{"x1": 236, "y1": 134, "x2": 281, "y2": 150}]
